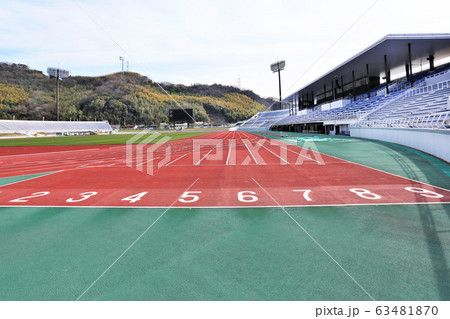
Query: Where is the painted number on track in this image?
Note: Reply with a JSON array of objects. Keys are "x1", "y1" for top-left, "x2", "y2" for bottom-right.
[
  {"x1": 238, "y1": 191, "x2": 258, "y2": 202},
  {"x1": 2, "y1": 187, "x2": 446, "y2": 206},
  {"x1": 121, "y1": 192, "x2": 148, "y2": 203},
  {"x1": 293, "y1": 189, "x2": 312, "y2": 201},
  {"x1": 349, "y1": 188, "x2": 381, "y2": 200},
  {"x1": 66, "y1": 192, "x2": 97, "y2": 203},
  {"x1": 10, "y1": 191, "x2": 50, "y2": 203},
  {"x1": 404, "y1": 187, "x2": 443, "y2": 198},
  {"x1": 179, "y1": 191, "x2": 202, "y2": 203}
]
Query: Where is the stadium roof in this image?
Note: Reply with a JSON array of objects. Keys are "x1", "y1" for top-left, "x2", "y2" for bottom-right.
[{"x1": 285, "y1": 33, "x2": 450, "y2": 101}]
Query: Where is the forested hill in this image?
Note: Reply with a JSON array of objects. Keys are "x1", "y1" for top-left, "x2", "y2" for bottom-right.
[{"x1": 0, "y1": 62, "x2": 275, "y2": 125}]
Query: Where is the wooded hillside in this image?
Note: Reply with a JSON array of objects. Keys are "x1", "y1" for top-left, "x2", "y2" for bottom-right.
[{"x1": 0, "y1": 63, "x2": 274, "y2": 125}]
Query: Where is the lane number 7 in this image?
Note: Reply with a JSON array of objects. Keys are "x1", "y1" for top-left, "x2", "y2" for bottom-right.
[{"x1": 293, "y1": 189, "x2": 312, "y2": 201}]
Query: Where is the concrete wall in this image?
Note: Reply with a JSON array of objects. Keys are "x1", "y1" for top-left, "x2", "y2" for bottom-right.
[{"x1": 350, "y1": 127, "x2": 450, "y2": 162}]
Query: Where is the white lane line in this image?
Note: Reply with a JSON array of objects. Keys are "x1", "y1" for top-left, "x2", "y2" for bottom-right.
[
  {"x1": 251, "y1": 177, "x2": 376, "y2": 301},
  {"x1": 135, "y1": 155, "x2": 168, "y2": 167},
  {"x1": 165, "y1": 154, "x2": 187, "y2": 166},
  {"x1": 243, "y1": 140, "x2": 259, "y2": 165},
  {"x1": 195, "y1": 148, "x2": 215, "y2": 166},
  {"x1": 194, "y1": 131, "x2": 230, "y2": 166},
  {"x1": 247, "y1": 131, "x2": 322, "y2": 165},
  {"x1": 240, "y1": 131, "x2": 260, "y2": 143},
  {"x1": 315, "y1": 150, "x2": 450, "y2": 192},
  {"x1": 3, "y1": 201, "x2": 449, "y2": 209},
  {"x1": 260, "y1": 143, "x2": 289, "y2": 164},
  {"x1": 278, "y1": 144, "x2": 322, "y2": 164},
  {"x1": 253, "y1": 132, "x2": 450, "y2": 192},
  {"x1": 0, "y1": 148, "x2": 100, "y2": 158},
  {"x1": 226, "y1": 145, "x2": 232, "y2": 165},
  {"x1": 76, "y1": 177, "x2": 200, "y2": 301},
  {"x1": 225, "y1": 132, "x2": 236, "y2": 166}
]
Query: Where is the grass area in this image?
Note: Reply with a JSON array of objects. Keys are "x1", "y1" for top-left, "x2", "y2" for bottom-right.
[
  {"x1": 0, "y1": 131, "x2": 212, "y2": 147},
  {"x1": 0, "y1": 203, "x2": 448, "y2": 300},
  {"x1": 118, "y1": 127, "x2": 226, "y2": 132}
]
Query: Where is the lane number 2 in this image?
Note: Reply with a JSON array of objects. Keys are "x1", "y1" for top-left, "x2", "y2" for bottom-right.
[{"x1": 10, "y1": 191, "x2": 50, "y2": 203}]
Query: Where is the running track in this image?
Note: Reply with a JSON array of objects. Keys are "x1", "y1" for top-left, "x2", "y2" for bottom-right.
[{"x1": 0, "y1": 131, "x2": 449, "y2": 207}]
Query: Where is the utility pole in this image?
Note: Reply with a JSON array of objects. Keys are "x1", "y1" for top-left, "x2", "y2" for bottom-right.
[{"x1": 119, "y1": 56, "x2": 125, "y2": 75}]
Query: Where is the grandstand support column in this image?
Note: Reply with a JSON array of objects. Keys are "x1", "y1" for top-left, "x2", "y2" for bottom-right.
[
  {"x1": 332, "y1": 80, "x2": 336, "y2": 100},
  {"x1": 405, "y1": 64, "x2": 410, "y2": 79},
  {"x1": 366, "y1": 64, "x2": 370, "y2": 97},
  {"x1": 352, "y1": 71, "x2": 356, "y2": 100},
  {"x1": 428, "y1": 55, "x2": 435, "y2": 70},
  {"x1": 384, "y1": 55, "x2": 390, "y2": 94},
  {"x1": 408, "y1": 43, "x2": 413, "y2": 81},
  {"x1": 340, "y1": 76, "x2": 344, "y2": 98}
]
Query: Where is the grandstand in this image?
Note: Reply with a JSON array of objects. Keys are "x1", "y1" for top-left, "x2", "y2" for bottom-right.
[
  {"x1": 237, "y1": 34, "x2": 450, "y2": 160},
  {"x1": 271, "y1": 66, "x2": 450, "y2": 132},
  {"x1": 237, "y1": 109, "x2": 290, "y2": 130},
  {"x1": 356, "y1": 73, "x2": 450, "y2": 127},
  {"x1": 0, "y1": 120, "x2": 113, "y2": 135},
  {"x1": 238, "y1": 34, "x2": 450, "y2": 132}
]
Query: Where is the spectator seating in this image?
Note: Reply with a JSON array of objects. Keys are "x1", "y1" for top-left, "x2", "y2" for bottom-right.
[{"x1": 0, "y1": 120, "x2": 113, "y2": 134}]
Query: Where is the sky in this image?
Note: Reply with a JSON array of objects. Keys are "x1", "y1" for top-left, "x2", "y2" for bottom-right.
[{"x1": 1, "y1": 0, "x2": 449, "y2": 98}]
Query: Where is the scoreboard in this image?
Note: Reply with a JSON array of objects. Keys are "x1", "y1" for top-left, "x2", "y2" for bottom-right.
[{"x1": 168, "y1": 108, "x2": 194, "y2": 122}]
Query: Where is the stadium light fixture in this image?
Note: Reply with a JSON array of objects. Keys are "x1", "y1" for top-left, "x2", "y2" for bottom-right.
[
  {"x1": 270, "y1": 60, "x2": 285, "y2": 109},
  {"x1": 47, "y1": 67, "x2": 69, "y2": 121}
]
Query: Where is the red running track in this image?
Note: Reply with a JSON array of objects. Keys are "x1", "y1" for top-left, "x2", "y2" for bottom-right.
[{"x1": 0, "y1": 131, "x2": 449, "y2": 207}]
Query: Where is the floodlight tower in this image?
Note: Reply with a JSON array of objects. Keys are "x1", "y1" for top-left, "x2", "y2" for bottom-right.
[
  {"x1": 119, "y1": 56, "x2": 125, "y2": 75},
  {"x1": 270, "y1": 60, "x2": 285, "y2": 110},
  {"x1": 47, "y1": 67, "x2": 69, "y2": 121}
]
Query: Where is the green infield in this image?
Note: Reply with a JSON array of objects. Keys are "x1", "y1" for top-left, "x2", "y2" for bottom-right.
[
  {"x1": 0, "y1": 131, "x2": 211, "y2": 147},
  {"x1": 0, "y1": 204, "x2": 448, "y2": 300}
]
